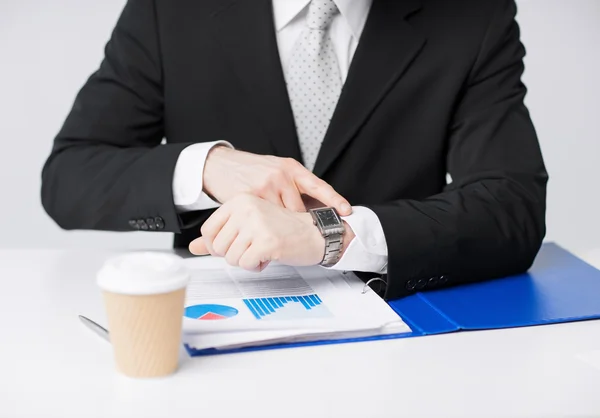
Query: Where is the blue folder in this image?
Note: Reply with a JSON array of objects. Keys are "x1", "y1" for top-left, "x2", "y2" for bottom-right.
[{"x1": 185, "y1": 243, "x2": 600, "y2": 356}]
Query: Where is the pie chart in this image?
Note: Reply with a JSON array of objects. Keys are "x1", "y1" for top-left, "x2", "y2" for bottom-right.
[{"x1": 184, "y1": 304, "x2": 239, "y2": 320}]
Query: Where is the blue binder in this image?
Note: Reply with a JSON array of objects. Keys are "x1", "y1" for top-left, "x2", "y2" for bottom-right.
[{"x1": 185, "y1": 243, "x2": 600, "y2": 356}]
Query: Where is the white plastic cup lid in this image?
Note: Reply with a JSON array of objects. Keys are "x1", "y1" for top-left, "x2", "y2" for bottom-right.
[{"x1": 97, "y1": 252, "x2": 190, "y2": 295}]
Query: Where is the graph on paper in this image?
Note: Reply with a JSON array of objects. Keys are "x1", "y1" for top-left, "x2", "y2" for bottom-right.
[{"x1": 243, "y1": 294, "x2": 332, "y2": 320}]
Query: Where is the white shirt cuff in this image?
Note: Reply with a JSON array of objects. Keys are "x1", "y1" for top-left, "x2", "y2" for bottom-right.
[
  {"x1": 325, "y1": 206, "x2": 388, "y2": 274},
  {"x1": 172, "y1": 141, "x2": 233, "y2": 212}
]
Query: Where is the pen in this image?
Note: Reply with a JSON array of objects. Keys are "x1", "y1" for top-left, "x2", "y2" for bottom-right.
[{"x1": 78, "y1": 315, "x2": 110, "y2": 343}]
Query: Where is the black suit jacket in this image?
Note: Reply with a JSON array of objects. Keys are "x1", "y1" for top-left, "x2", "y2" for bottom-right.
[{"x1": 41, "y1": 0, "x2": 548, "y2": 299}]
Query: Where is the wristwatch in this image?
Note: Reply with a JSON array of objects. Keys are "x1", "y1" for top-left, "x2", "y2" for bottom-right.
[{"x1": 308, "y1": 207, "x2": 345, "y2": 267}]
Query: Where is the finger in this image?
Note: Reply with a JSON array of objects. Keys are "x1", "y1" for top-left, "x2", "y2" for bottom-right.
[
  {"x1": 189, "y1": 237, "x2": 210, "y2": 256},
  {"x1": 295, "y1": 174, "x2": 352, "y2": 216},
  {"x1": 200, "y1": 206, "x2": 232, "y2": 254},
  {"x1": 238, "y1": 245, "x2": 268, "y2": 272},
  {"x1": 212, "y1": 223, "x2": 239, "y2": 257},
  {"x1": 224, "y1": 235, "x2": 251, "y2": 267},
  {"x1": 281, "y1": 185, "x2": 306, "y2": 212}
]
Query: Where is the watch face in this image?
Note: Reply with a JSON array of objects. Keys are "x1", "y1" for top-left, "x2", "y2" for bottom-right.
[{"x1": 316, "y1": 209, "x2": 340, "y2": 228}]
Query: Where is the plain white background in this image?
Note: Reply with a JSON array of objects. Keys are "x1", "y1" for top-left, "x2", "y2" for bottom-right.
[{"x1": 0, "y1": 0, "x2": 598, "y2": 254}]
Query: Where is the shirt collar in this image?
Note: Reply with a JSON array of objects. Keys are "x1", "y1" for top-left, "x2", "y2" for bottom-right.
[{"x1": 273, "y1": 0, "x2": 372, "y2": 40}]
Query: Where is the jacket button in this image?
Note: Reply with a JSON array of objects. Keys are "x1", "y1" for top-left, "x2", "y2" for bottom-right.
[
  {"x1": 138, "y1": 219, "x2": 149, "y2": 231},
  {"x1": 428, "y1": 277, "x2": 438, "y2": 287},
  {"x1": 146, "y1": 218, "x2": 156, "y2": 231},
  {"x1": 439, "y1": 275, "x2": 448, "y2": 284},
  {"x1": 128, "y1": 220, "x2": 139, "y2": 230},
  {"x1": 154, "y1": 217, "x2": 165, "y2": 230},
  {"x1": 416, "y1": 279, "x2": 427, "y2": 290},
  {"x1": 405, "y1": 280, "x2": 416, "y2": 291}
]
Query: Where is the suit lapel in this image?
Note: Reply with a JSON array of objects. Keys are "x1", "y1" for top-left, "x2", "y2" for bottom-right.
[
  {"x1": 211, "y1": 0, "x2": 302, "y2": 161},
  {"x1": 313, "y1": 0, "x2": 426, "y2": 177}
]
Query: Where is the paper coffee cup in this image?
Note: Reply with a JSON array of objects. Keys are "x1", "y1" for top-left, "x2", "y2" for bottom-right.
[{"x1": 97, "y1": 252, "x2": 190, "y2": 378}]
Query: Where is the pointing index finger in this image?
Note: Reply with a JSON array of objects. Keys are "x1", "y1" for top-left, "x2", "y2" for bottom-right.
[{"x1": 295, "y1": 174, "x2": 352, "y2": 216}]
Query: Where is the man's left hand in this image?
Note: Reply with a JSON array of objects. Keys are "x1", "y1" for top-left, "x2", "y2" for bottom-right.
[{"x1": 189, "y1": 194, "x2": 330, "y2": 271}]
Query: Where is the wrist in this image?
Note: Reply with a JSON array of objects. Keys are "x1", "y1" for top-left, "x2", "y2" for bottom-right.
[
  {"x1": 203, "y1": 145, "x2": 232, "y2": 198},
  {"x1": 298, "y1": 212, "x2": 326, "y2": 265},
  {"x1": 299, "y1": 212, "x2": 355, "y2": 266}
]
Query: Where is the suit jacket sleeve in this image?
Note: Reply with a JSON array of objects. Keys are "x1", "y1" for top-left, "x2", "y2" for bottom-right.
[
  {"x1": 368, "y1": 0, "x2": 548, "y2": 299},
  {"x1": 41, "y1": 0, "x2": 202, "y2": 233}
]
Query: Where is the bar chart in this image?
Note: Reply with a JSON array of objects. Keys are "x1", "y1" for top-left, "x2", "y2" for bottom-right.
[{"x1": 243, "y1": 294, "x2": 331, "y2": 320}]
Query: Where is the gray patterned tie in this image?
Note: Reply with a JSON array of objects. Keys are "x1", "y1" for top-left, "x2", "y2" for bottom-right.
[{"x1": 285, "y1": 0, "x2": 342, "y2": 171}]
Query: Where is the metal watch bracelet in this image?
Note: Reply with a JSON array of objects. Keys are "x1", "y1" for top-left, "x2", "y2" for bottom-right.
[{"x1": 321, "y1": 232, "x2": 343, "y2": 267}]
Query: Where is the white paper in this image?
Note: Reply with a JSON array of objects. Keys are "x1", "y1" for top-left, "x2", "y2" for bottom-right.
[{"x1": 181, "y1": 257, "x2": 411, "y2": 350}]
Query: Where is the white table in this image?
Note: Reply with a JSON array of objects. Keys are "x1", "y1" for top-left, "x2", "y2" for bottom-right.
[{"x1": 1, "y1": 249, "x2": 600, "y2": 418}]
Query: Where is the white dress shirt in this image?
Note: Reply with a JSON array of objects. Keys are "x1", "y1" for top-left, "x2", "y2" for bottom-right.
[{"x1": 172, "y1": 0, "x2": 388, "y2": 274}]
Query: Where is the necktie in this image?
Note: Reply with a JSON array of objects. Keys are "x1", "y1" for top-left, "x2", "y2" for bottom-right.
[{"x1": 285, "y1": 0, "x2": 342, "y2": 171}]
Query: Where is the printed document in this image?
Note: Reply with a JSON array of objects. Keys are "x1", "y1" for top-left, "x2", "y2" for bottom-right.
[{"x1": 181, "y1": 257, "x2": 411, "y2": 351}]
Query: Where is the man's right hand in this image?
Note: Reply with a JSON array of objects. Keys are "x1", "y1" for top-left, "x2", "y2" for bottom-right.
[{"x1": 202, "y1": 146, "x2": 352, "y2": 216}]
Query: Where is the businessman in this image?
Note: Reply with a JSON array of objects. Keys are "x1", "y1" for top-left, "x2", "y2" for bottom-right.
[{"x1": 42, "y1": 0, "x2": 548, "y2": 299}]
